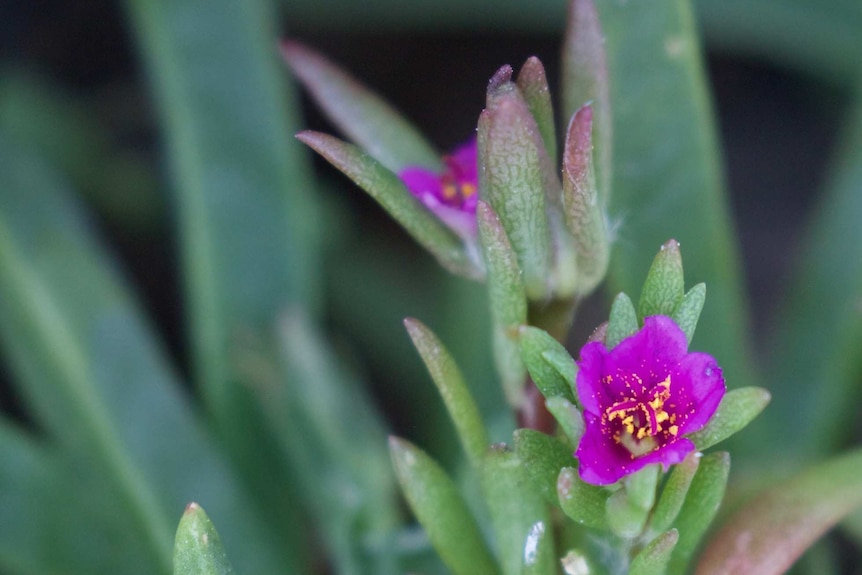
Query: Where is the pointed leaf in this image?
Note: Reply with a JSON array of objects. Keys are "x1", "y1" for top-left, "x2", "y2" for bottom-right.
[
  {"x1": 595, "y1": 0, "x2": 757, "y2": 394},
  {"x1": 648, "y1": 452, "x2": 700, "y2": 535},
  {"x1": 173, "y1": 503, "x2": 235, "y2": 575},
  {"x1": 281, "y1": 40, "x2": 441, "y2": 173},
  {"x1": 482, "y1": 447, "x2": 555, "y2": 575},
  {"x1": 298, "y1": 131, "x2": 476, "y2": 277},
  {"x1": 478, "y1": 201, "x2": 528, "y2": 406},
  {"x1": 630, "y1": 530, "x2": 679, "y2": 575},
  {"x1": 514, "y1": 429, "x2": 577, "y2": 505},
  {"x1": 518, "y1": 326, "x2": 576, "y2": 404},
  {"x1": 562, "y1": 104, "x2": 609, "y2": 294},
  {"x1": 672, "y1": 283, "x2": 706, "y2": 346},
  {"x1": 126, "y1": 0, "x2": 319, "y2": 564},
  {"x1": 557, "y1": 467, "x2": 609, "y2": 530},
  {"x1": 562, "y1": 0, "x2": 611, "y2": 201},
  {"x1": 606, "y1": 487, "x2": 649, "y2": 539},
  {"x1": 668, "y1": 452, "x2": 729, "y2": 575},
  {"x1": 405, "y1": 318, "x2": 490, "y2": 466},
  {"x1": 638, "y1": 240, "x2": 685, "y2": 319},
  {"x1": 697, "y1": 448, "x2": 862, "y2": 575},
  {"x1": 689, "y1": 387, "x2": 770, "y2": 451},
  {"x1": 516, "y1": 57, "x2": 557, "y2": 165},
  {"x1": 390, "y1": 437, "x2": 499, "y2": 575},
  {"x1": 545, "y1": 397, "x2": 585, "y2": 446},
  {"x1": 0, "y1": 134, "x2": 287, "y2": 573},
  {"x1": 260, "y1": 311, "x2": 398, "y2": 574},
  {"x1": 762, "y1": 100, "x2": 862, "y2": 456},
  {"x1": 605, "y1": 292, "x2": 638, "y2": 349},
  {"x1": 478, "y1": 66, "x2": 552, "y2": 300}
]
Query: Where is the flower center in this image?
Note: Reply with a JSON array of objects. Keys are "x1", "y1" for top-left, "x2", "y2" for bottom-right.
[
  {"x1": 439, "y1": 172, "x2": 477, "y2": 208},
  {"x1": 603, "y1": 376, "x2": 679, "y2": 457}
]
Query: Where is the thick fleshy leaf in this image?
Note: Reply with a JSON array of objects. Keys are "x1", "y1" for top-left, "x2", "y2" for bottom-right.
[
  {"x1": 605, "y1": 292, "x2": 639, "y2": 349},
  {"x1": 648, "y1": 452, "x2": 700, "y2": 535},
  {"x1": 478, "y1": 66, "x2": 552, "y2": 300},
  {"x1": 478, "y1": 201, "x2": 528, "y2": 406},
  {"x1": 298, "y1": 131, "x2": 477, "y2": 277},
  {"x1": 606, "y1": 488, "x2": 649, "y2": 539},
  {"x1": 672, "y1": 283, "x2": 706, "y2": 346},
  {"x1": 0, "y1": 134, "x2": 288, "y2": 574},
  {"x1": 514, "y1": 429, "x2": 577, "y2": 506},
  {"x1": 173, "y1": 503, "x2": 235, "y2": 575},
  {"x1": 482, "y1": 447, "x2": 555, "y2": 575},
  {"x1": 281, "y1": 40, "x2": 441, "y2": 173},
  {"x1": 562, "y1": 0, "x2": 611, "y2": 202},
  {"x1": 668, "y1": 452, "x2": 729, "y2": 575},
  {"x1": 126, "y1": 0, "x2": 318, "y2": 563},
  {"x1": 689, "y1": 387, "x2": 770, "y2": 451},
  {"x1": 521, "y1": 521, "x2": 555, "y2": 575},
  {"x1": 405, "y1": 318, "x2": 490, "y2": 466},
  {"x1": 390, "y1": 437, "x2": 499, "y2": 575},
  {"x1": 516, "y1": 57, "x2": 557, "y2": 165},
  {"x1": 638, "y1": 239, "x2": 685, "y2": 320},
  {"x1": 595, "y1": 0, "x2": 757, "y2": 394},
  {"x1": 259, "y1": 312, "x2": 399, "y2": 574},
  {"x1": 545, "y1": 397, "x2": 585, "y2": 446},
  {"x1": 518, "y1": 326, "x2": 577, "y2": 404},
  {"x1": 696, "y1": 448, "x2": 862, "y2": 575},
  {"x1": 557, "y1": 467, "x2": 609, "y2": 530},
  {"x1": 760, "y1": 100, "x2": 862, "y2": 456},
  {"x1": 561, "y1": 104, "x2": 609, "y2": 294},
  {"x1": 630, "y1": 530, "x2": 679, "y2": 575}
]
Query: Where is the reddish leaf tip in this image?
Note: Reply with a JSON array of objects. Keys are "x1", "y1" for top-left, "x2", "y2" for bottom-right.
[{"x1": 488, "y1": 65, "x2": 514, "y2": 94}]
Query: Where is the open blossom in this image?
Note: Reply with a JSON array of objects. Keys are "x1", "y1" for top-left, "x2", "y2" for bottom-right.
[
  {"x1": 575, "y1": 315, "x2": 725, "y2": 485},
  {"x1": 399, "y1": 138, "x2": 478, "y2": 240}
]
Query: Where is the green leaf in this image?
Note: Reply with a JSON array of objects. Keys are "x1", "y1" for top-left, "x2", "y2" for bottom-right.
[
  {"x1": 481, "y1": 447, "x2": 555, "y2": 575},
  {"x1": 514, "y1": 429, "x2": 577, "y2": 506},
  {"x1": 562, "y1": 0, "x2": 611, "y2": 203},
  {"x1": 521, "y1": 521, "x2": 555, "y2": 575},
  {"x1": 605, "y1": 479, "x2": 653, "y2": 539},
  {"x1": 299, "y1": 131, "x2": 477, "y2": 277},
  {"x1": 545, "y1": 397, "x2": 585, "y2": 446},
  {"x1": 281, "y1": 40, "x2": 441, "y2": 173},
  {"x1": 648, "y1": 452, "x2": 700, "y2": 535},
  {"x1": 557, "y1": 467, "x2": 609, "y2": 530},
  {"x1": 761, "y1": 99, "x2": 862, "y2": 456},
  {"x1": 125, "y1": 0, "x2": 320, "y2": 561},
  {"x1": 0, "y1": 134, "x2": 290, "y2": 573},
  {"x1": 697, "y1": 448, "x2": 862, "y2": 575},
  {"x1": 629, "y1": 530, "x2": 679, "y2": 575},
  {"x1": 173, "y1": 503, "x2": 235, "y2": 575},
  {"x1": 596, "y1": 0, "x2": 757, "y2": 392},
  {"x1": 671, "y1": 283, "x2": 706, "y2": 346},
  {"x1": 261, "y1": 311, "x2": 399, "y2": 574},
  {"x1": 561, "y1": 104, "x2": 609, "y2": 294},
  {"x1": 638, "y1": 239, "x2": 685, "y2": 320},
  {"x1": 516, "y1": 57, "x2": 557, "y2": 166},
  {"x1": 624, "y1": 464, "x2": 660, "y2": 512},
  {"x1": 405, "y1": 318, "x2": 490, "y2": 467},
  {"x1": 478, "y1": 67, "x2": 553, "y2": 300},
  {"x1": 478, "y1": 201, "x2": 528, "y2": 406},
  {"x1": 605, "y1": 292, "x2": 639, "y2": 349},
  {"x1": 689, "y1": 387, "x2": 771, "y2": 451},
  {"x1": 518, "y1": 326, "x2": 577, "y2": 404},
  {"x1": 667, "y1": 452, "x2": 729, "y2": 575},
  {"x1": 390, "y1": 437, "x2": 500, "y2": 575}
]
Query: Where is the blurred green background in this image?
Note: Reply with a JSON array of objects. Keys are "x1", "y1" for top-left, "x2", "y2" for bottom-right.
[{"x1": 0, "y1": 0, "x2": 860, "y2": 573}]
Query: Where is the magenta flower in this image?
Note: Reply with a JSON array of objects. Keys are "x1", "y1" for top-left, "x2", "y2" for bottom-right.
[
  {"x1": 575, "y1": 315, "x2": 725, "y2": 485},
  {"x1": 398, "y1": 138, "x2": 478, "y2": 240}
]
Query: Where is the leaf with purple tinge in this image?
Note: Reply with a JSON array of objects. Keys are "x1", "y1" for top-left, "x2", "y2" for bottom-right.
[
  {"x1": 282, "y1": 40, "x2": 441, "y2": 173},
  {"x1": 696, "y1": 448, "x2": 862, "y2": 575},
  {"x1": 297, "y1": 131, "x2": 479, "y2": 277}
]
